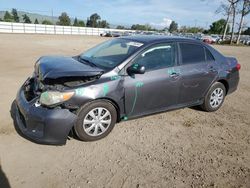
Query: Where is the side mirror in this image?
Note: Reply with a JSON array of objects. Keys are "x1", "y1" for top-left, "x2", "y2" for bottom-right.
[{"x1": 127, "y1": 64, "x2": 145, "y2": 75}]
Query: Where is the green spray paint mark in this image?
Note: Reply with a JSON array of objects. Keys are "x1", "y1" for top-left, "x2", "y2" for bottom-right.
[
  {"x1": 127, "y1": 81, "x2": 144, "y2": 116},
  {"x1": 128, "y1": 86, "x2": 138, "y2": 116},
  {"x1": 103, "y1": 84, "x2": 109, "y2": 97},
  {"x1": 110, "y1": 75, "x2": 121, "y2": 81},
  {"x1": 167, "y1": 69, "x2": 174, "y2": 75},
  {"x1": 167, "y1": 68, "x2": 181, "y2": 75},
  {"x1": 133, "y1": 63, "x2": 139, "y2": 69},
  {"x1": 122, "y1": 116, "x2": 128, "y2": 121},
  {"x1": 75, "y1": 88, "x2": 85, "y2": 96},
  {"x1": 135, "y1": 81, "x2": 144, "y2": 88},
  {"x1": 43, "y1": 91, "x2": 49, "y2": 99}
]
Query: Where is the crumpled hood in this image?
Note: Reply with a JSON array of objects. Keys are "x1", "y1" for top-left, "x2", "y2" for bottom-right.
[{"x1": 35, "y1": 56, "x2": 104, "y2": 81}]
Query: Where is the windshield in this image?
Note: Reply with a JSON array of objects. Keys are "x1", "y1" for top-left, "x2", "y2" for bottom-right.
[{"x1": 80, "y1": 39, "x2": 144, "y2": 70}]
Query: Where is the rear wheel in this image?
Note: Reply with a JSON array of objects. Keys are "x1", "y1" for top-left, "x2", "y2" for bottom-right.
[
  {"x1": 201, "y1": 82, "x2": 226, "y2": 112},
  {"x1": 74, "y1": 100, "x2": 117, "y2": 141}
]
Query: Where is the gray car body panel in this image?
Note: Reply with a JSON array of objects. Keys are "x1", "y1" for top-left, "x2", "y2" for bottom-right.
[
  {"x1": 12, "y1": 36, "x2": 239, "y2": 145},
  {"x1": 65, "y1": 36, "x2": 239, "y2": 120}
]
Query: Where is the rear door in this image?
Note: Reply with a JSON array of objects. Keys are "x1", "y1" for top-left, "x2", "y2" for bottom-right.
[{"x1": 177, "y1": 42, "x2": 218, "y2": 104}]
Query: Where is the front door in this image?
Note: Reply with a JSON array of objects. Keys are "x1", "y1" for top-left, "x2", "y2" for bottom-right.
[{"x1": 123, "y1": 42, "x2": 181, "y2": 118}]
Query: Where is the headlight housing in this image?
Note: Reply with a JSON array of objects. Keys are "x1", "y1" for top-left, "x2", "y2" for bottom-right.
[{"x1": 40, "y1": 91, "x2": 74, "y2": 106}]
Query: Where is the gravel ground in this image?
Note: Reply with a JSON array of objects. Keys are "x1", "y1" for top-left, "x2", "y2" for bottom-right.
[{"x1": 0, "y1": 34, "x2": 249, "y2": 188}]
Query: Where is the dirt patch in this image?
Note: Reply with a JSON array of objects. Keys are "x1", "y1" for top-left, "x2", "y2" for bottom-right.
[{"x1": 0, "y1": 34, "x2": 249, "y2": 188}]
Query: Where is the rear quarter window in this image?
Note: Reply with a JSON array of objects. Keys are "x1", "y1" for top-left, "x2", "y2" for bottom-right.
[
  {"x1": 179, "y1": 43, "x2": 206, "y2": 65},
  {"x1": 205, "y1": 48, "x2": 215, "y2": 61}
]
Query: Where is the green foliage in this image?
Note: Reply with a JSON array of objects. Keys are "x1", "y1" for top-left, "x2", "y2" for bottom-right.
[
  {"x1": 243, "y1": 27, "x2": 250, "y2": 35},
  {"x1": 73, "y1": 17, "x2": 78, "y2": 26},
  {"x1": 87, "y1": 13, "x2": 101, "y2": 27},
  {"x1": 4, "y1": 11, "x2": 13, "y2": 22},
  {"x1": 22, "y1": 14, "x2": 31, "y2": 23},
  {"x1": 131, "y1": 24, "x2": 152, "y2": 31},
  {"x1": 34, "y1": 18, "x2": 39, "y2": 24},
  {"x1": 116, "y1": 25, "x2": 126, "y2": 29},
  {"x1": 179, "y1": 26, "x2": 204, "y2": 33},
  {"x1": 42, "y1": 20, "x2": 53, "y2": 25},
  {"x1": 78, "y1": 20, "x2": 85, "y2": 27},
  {"x1": 98, "y1": 20, "x2": 109, "y2": 28},
  {"x1": 208, "y1": 19, "x2": 229, "y2": 34},
  {"x1": 169, "y1": 21, "x2": 178, "y2": 33},
  {"x1": 73, "y1": 17, "x2": 85, "y2": 27},
  {"x1": 58, "y1": 12, "x2": 71, "y2": 26},
  {"x1": 86, "y1": 13, "x2": 109, "y2": 28},
  {"x1": 11, "y1": 8, "x2": 19, "y2": 22}
]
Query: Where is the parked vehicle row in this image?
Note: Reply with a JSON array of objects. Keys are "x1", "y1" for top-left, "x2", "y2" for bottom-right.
[{"x1": 100, "y1": 30, "x2": 250, "y2": 45}]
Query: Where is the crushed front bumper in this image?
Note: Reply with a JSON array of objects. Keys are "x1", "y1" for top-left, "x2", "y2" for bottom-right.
[{"x1": 12, "y1": 86, "x2": 77, "y2": 145}]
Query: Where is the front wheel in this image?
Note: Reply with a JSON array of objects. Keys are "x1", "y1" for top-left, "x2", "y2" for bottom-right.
[
  {"x1": 201, "y1": 82, "x2": 226, "y2": 112},
  {"x1": 74, "y1": 100, "x2": 117, "y2": 141}
]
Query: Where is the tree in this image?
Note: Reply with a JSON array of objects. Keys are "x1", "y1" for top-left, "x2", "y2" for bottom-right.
[
  {"x1": 86, "y1": 13, "x2": 101, "y2": 27},
  {"x1": 58, "y1": 12, "x2": 71, "y2": 26},
  {"x1": 42, "y1": 20, "x2": 53, "y2": 25},
  {"x1": 3, "y1": 11, "x2": 13, "y2": 22},
  {"x1": 22, "y1": 14, "x2": 31, "y2": 23},
  {"x1": 216, "y1": 3, "x2": 233, "y2": 40},
  {"x1": 236, "y1": 0, "x2": 250, "y2": 44},
  {"x1": 208, "y1": 19, "x2": 229, "y2": 34},
  {"x1": 243, "y1": 27, "x2": 250, "y2": 35},
  {"x1": 179, "y1": 26, "x2": 204, "y2": 33},
  {"x1": 98, "y1": 20, "x2": 110, "y2": 28},
  {"x1": 73, "y1": 17, "x2": 78, "y2": 26},
  {"x1": 116, "y1": 25, "x2": 126, "y2": 29},
  {"x1": 131, "y1": 24, "x2": 153, "y2": 31},
  {"x1": 169, "y1": 21, "x2": 178, "y2": 33},
  {"x1": 12, "y1": 8, "x2": 19, "y2": 22},
  {"x1": 78, "y1": 20, "x2": 85, "y2": 27},
  {"x1": 34, "y1": 18, "x2": 39, "y2": 24},
  {"x1": 228, "y1": 0, "x2": 241, "y2": 44}
]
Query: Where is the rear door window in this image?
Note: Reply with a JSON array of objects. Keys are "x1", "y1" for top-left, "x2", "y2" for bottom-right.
[{"x1": 179, "y1": 43, "x2": 206, "y2": 65}]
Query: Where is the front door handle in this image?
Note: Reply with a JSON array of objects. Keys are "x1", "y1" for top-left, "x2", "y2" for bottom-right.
[{"x1": 170, "y1": 72, "x2": 180, "y2": 78}]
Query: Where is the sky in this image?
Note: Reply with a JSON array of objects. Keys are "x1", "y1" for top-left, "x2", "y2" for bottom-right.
[{"x1": 0, "y1": 0, "x2": 249, "y2": 29}]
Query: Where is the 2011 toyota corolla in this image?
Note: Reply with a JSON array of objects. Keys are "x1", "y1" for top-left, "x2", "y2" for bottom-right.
[{"x1": 11, "y1": 35, "x2": 240, "y2": 145}]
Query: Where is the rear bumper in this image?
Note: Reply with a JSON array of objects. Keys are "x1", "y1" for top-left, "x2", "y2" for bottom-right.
[
  {"x1": 12, "y1": 86, "x2": 77, "y2": 145},
  {"x1": 227, "y1": 72, "x2": 240, "y2": 95}
]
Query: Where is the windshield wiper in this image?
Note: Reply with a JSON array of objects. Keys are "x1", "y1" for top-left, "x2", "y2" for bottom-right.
[{"x1": 78, "y1": 56, "x2": 98, "y2": 67}]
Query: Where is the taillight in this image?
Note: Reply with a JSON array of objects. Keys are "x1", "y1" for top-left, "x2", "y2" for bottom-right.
[{"x1": 236, "y1": 63, "x2": 241, "y2": 71}]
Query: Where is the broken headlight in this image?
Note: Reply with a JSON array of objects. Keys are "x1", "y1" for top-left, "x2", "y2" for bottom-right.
[{"x1": 40, "y1": 91, "x2": 75, "y2": 106}]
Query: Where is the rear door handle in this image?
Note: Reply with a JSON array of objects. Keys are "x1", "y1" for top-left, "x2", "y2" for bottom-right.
[{"x1": 209, "y1": 66, "x2": 217, "y2": 72}]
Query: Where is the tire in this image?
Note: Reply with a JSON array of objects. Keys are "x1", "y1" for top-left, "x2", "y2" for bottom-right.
[
  {"x1": 74, "y1": 100, "x2": 117, "y2": 141},
  {"x1": 201, "y1": 82, "x2": 226, "y2": 112}
]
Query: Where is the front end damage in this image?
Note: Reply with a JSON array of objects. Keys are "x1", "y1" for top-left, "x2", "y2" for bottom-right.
[
  {"x1": 11, "y1": 56, "x2": 105, "y2": 145},
  {"x1": 11, "y1": 55, "x2": 125, "y2": 145},
  {"x1": 12, "y1": 75, "x2": 103, "y2": 145}
]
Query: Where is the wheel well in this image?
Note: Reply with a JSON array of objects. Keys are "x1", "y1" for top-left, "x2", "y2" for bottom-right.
[
  {"x1": 98, "y1": 98, "x2": 121, "y2": 122},
  {"x1": 217, "y1": 79, "x2": 229, "y2": 95}
]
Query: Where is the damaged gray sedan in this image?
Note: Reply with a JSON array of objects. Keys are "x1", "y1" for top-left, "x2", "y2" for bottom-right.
[{"x1": 12, "y1": 36, "x2": 240, "y2": 145}]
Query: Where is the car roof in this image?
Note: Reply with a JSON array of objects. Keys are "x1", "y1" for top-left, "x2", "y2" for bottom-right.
[{"x1": 120, "y1": 35, "x2": 202, "y2": 45}]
